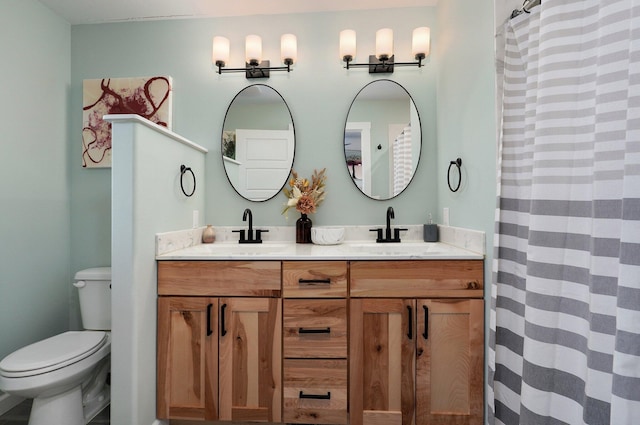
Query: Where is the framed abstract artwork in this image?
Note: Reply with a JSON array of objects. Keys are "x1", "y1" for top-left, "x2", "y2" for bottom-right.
[{"x1": 82, "y1": 76, "x2": 173, "y2": 168}]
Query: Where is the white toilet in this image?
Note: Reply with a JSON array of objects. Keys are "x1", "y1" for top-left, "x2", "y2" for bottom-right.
[{"x1": 0, "y1": 267, "x2": 112, "y2": 425}]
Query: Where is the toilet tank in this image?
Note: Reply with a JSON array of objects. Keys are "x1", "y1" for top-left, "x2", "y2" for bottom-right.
[{"x1": 74, "y1": 267, "x2": 111, "y2": 331}]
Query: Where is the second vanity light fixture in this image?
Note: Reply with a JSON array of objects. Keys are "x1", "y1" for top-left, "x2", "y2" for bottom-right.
[
  {"x1": 212, "y1": 34, "x2": 297, "y2": 79},
  {"x1": 340, "y1": 27, "x2": 430, "y2": 73}
]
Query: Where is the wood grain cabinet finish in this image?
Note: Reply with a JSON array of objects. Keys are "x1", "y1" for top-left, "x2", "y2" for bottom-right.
[
  {"x1": 158, "y1": 261, "x2": 281, "y2": 297},
  {"x1": 416, "y1": 299, "x2": 484, "y2": 425},
  {"x1": 283, "y1": 359, "x2": 348, "y2": 425},
  {"x1": 157, "y1": 262, "x2": 282, "y2": 423},
  {"x1": 283, "y1": 261, "x2": 349, "y2": 424},
  {"x1": 283, "y1": 299, "x2": 347, "y2": 358},
  {"x1": 283, "y1": 261, "x2": 348, "y2": 298},
  {"x1": 157, "y1": 297, "x2": 218, "y2": 421},
  {"x1": 349, "y1": 298, "x2": 416, "y2": 425},
  {"x1": 350, "y1": 260, "x2": 483, "y2": 299},
  {"x1": 349, "y1": 260, "x2": 484, "y2": 425},
  {"x1": 158, "y1": 258, "x2": 484, "y2": 425}
]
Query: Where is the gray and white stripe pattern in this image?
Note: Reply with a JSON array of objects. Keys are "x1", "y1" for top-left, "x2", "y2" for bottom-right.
[{"x1": 489, "y1": 1, "x2": 640, "y2": 424}]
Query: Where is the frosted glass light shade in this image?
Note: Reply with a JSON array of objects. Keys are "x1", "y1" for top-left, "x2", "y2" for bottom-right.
[
  {"x1": 245, "y1": 35, "x2": 262, "y2": 64},
  {"x1": 212, "y1": 36, "x2": 230, "y2": 66},
  {"x1": 340, "y1": 29, "x2": 356, "y2": 61},
  {"x1": 281, "y1": 34, "x2": 297, "y2": 64},
  {"x1": 412, "y1": 27, "x2": 430, "y2": 59},
  {"x1": 375, "y1": 28, "x2": 393, "y2": 60}
]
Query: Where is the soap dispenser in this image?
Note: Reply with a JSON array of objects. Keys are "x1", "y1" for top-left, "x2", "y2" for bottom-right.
[{"x1": 423, "y1": 214, "x2": 438, "y2": 242}]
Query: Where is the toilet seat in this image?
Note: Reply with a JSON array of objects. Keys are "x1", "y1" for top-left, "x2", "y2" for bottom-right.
[{"x1": 0, "y1": 331, "x2": 107, "y2": 378}]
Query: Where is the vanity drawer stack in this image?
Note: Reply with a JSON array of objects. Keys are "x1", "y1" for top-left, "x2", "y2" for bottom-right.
[{"x1": 282, "y1": 261, "x2": 349, "y2": 425}]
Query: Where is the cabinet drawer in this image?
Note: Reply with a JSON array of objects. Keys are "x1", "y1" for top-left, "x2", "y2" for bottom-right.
[
  {"x1": 158, "y1": 261, "x2": 281, "y2": 296},
  {"x1": 283, "y1": 261, "x2": 347, "y2": 298},
  {"x1": 283, "y1": 299, "x2": 347, "y2": 358},
  {"x1": 283, "y1": 359, "x2": 348, "y2": 425},
  {"x1": 350, "y1": 260, "x2": 484, "y2": 298}
]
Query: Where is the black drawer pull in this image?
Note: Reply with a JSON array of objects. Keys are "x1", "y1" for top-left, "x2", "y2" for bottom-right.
[
  {"x1": 407, "y1": 305, "x2": 413, "y2": 340},
  {"x1": 206, "y1": 303, "x2": 213, "y2": 336},
  {"x1": 298, "y1": 278, "x2": 331, "y2": 284},
  {"x1": 220, "y1": 303, "x2": 228, "y2": 337},
  {"x1": 299, "y1": 391, "x2": 331, "y2": 400},
  {"x1": 423, "y1": 305, "x2": 429, "y2": 340},
  {"x1": 298, "y1": 327, "x2": 331, "y2": 334}
]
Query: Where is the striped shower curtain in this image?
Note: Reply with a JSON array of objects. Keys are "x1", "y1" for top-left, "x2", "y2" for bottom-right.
[{"x1": 489, "y1": 1, "x2": 640, "y2": 424}]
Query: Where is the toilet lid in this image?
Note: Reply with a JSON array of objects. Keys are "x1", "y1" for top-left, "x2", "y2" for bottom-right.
[{"x1": 0, "y1": 331, "x2": 107, "y2": 377}]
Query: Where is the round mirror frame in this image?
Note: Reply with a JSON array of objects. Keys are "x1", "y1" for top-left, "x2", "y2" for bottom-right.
[
  {"x1": 343, "y1": 79, "x2": 422, "y2": 200},
  {"x1": 221, "y1": 84, "x2": 296, "y2": 202}
]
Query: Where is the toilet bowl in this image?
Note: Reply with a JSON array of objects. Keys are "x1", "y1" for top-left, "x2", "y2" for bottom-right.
[{"x1": 0, "y1": 267, "x2": 111, "y2": 425}]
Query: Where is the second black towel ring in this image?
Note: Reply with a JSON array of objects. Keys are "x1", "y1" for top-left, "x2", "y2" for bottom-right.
[
  {"x1": 447, "y1": 158, "x2": 462, "y2": 192},
  {"x1": 180, "y1": 165, "x2": 196, "y2": 197}
]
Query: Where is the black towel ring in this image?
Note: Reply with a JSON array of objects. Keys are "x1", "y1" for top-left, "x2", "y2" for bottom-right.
[
  {"x1": 180, "y1": 165, "x2": 196, "y2": 197},
  {"x1": 447, "y1": 158, "x2": 462, "y2": 192}
]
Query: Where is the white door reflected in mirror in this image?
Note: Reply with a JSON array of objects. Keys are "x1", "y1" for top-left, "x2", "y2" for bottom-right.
[{"x1": 222, "y1": 84, "x2": 295, "y2": 202}]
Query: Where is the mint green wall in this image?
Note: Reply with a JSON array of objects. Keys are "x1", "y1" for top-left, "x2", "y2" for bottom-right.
[
  {"x1": 436, "y1": 0, "x2": 496, "y2": 242},
  {"x1": 0, "y1": 0, "x2": 71, "y2": 361},
  {"x1": 436, "y1": 1, "x2": 496, "y2": 422},
  {"x1": 70, "y1": 8, "x2": 439, "y2": 260}
]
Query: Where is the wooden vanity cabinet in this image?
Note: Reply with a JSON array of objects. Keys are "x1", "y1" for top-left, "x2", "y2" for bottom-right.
[
  {"x1": 157, "y1": 258, "x2": 484, "y2": 425},
  {"x1": 157, "y1": 261, "x2": 282, "y2": 423},
  {"x1": 349, "y1": 260, "x2": 484, "y2": 425},
  {"x1": 282, "y1": 261, "x2": 349, "y2": 425}
]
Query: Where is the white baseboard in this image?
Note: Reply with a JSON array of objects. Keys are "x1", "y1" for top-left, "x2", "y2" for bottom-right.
[
  {"x1": 0, "y1": 392, "x2": 25, "y2": 416},
  {"x1": 150, "y1": 420, "x2": 169, "y2": 425}
]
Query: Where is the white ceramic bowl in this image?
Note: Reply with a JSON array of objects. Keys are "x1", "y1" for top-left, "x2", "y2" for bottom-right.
[{"x1": 311, "y1": 227, "x2": 345, "y2": 245}]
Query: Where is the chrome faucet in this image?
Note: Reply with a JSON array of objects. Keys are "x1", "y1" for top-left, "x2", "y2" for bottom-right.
[
  {"x1": 233, "y1": 208, "x2": 268, "y2": 244},
  {"x1": 370, "y1": 206, "x2": 407, "y2": 243}
]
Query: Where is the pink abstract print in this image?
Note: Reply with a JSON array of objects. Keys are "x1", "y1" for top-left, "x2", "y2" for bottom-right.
[{"x1": 82, "y1": 76, "x2": 172, "y2": 167}]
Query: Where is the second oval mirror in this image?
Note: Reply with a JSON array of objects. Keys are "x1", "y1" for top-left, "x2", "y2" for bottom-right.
[
  {"x1": 344, "y1": 79, "x2": 421, "y2": 200},
  {"x1": 222, "y1": 84, "x2": 295, "y2": 201}
]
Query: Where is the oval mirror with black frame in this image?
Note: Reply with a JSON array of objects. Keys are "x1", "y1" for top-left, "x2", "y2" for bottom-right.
[
  {"x1": 344, "y1": 79, "x2": 421, "y2": 200},
  {"x1": 222, "y1": 84, "x2": 295, "y2": 202}
]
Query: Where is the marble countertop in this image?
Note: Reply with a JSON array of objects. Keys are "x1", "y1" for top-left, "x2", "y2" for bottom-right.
[{"x1": 156, "y1": 225, "x2": 485, "y2": 261}]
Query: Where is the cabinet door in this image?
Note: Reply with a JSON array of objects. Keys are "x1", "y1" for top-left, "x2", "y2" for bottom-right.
[
  {"x1": 350, "y1": 299, "x2": 416, "y2": 425},
  {"x1": 157, "y1": 297, "x2": 218, "y2": 420},
  {"x1": 416, "y1": 299, "x2": 484, "y2": 425},
  {"x1": 218, "y1": 297, "x2": 282, "y2": 422}
]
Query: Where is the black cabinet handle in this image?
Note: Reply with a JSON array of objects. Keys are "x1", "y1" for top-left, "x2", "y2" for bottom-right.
[
  {"x1": 206, "y1": 303, "x2": 213, "y2": 336},
  {"x1": 220, "y1": 303, "x2": 227, "y2": 336},
  {"x1": 298, "y1": 278, "x2": 331, "y2": 284},
  {"x1": 423, "y1": 305, "x2": 429, "y2": 340},
  {"x1": 299, "y1": 391, "x2": 331, "y2": 400},
  {"x1": 407, "y1": 305, "x2": 413, "y2": 340},
  {"x1": 298, "y1": 327, "x2": 331, "y2": 334}
]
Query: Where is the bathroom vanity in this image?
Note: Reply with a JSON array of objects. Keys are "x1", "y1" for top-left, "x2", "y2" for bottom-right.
[{"x1": 156, "y1": 238, "x2": 484, "y2": 425}]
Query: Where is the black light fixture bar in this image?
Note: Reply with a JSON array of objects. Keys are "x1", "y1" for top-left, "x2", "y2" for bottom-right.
[
  {"x1": 214, "y1": 60, "x2": 293, "y2": 79},
  {"x1": 343, "y1": 55, "x2": 425, "y2": 74}
]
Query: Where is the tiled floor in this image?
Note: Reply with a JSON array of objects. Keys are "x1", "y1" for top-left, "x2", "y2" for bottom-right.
[{"x1": 0, "y1": 399, "x2": 109, "y2": 425}]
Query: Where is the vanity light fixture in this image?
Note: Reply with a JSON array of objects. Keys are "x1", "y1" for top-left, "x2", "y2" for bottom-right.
[
  {"x1": 212, "y1": 34, "x2": 297, "y2": 79},
  {"x1": 340, "y1": 27, "x2": 430, "y2": 73}
]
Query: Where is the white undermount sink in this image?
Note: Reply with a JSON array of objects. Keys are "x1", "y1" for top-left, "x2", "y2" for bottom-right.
[
  {"x1": 186, "y1": 242, "x2": 291, "y2": 256},
  {"x1": 339, "y1": 241, "x2": 442, "y2": 256}
]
